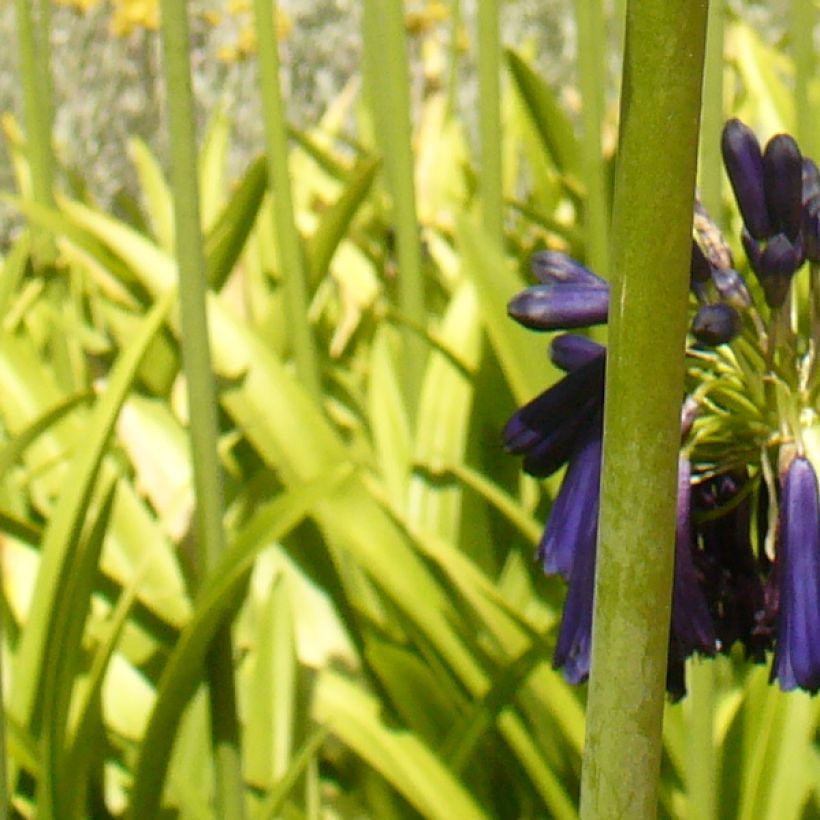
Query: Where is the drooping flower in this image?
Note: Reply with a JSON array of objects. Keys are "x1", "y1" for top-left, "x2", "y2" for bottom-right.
[{"x1": 771, "y1": 456, "x2": 820, "y2": 693}]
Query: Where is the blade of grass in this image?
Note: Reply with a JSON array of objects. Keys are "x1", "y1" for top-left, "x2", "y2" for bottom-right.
[
  {"x1": 574, "y1": 0, "x2": 610, "y2": 276},
  {"x1": 580, "y1": 1, "x2": 709, "y2": 817},
  {"x1": 129, "y1": 467, "x2": 351, "y2": 818},
  {"x1": 253, "y1": 0, "x2": 321, "y2": 400},
  {"x1": 158, "y1": 1, "x2": 244, "y2": 813},
  {"x1": 362, "y1": 0, "x2": 426, "y2": 420},
  {"x1": 8, "y1": 289, "x2": 173, "y2": 753},
  {"x1": 312, "y1": 669, "x2": 488, "y2": 820},
  {"x1": 476, "y1": 0, "x2": 503, "y2": 246},
  {"x1": 40, "y1": 478, "x2": 118, "y2": 815}
]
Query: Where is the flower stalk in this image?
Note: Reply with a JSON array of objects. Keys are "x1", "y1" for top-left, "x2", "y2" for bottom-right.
[
  {"x1": 158, "y1": 0, "x2": 244, "y2": 814},
  {"x1": 580, "y1": 1, "x2": 709, "y2": 816}
]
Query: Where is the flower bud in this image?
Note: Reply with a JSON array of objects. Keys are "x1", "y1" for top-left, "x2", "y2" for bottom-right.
[
  {"x1": 711, "y1": 267, "x2": 752, "y2": 309},
  {"x1": 549, "y1": 333, "x2": 605, "y2": 373},
  {"x1": 691, "y1": 303, "x2": 741, "y2": 346},
  {"x1": 722, "y1": 119, "x2": 771, "y2": 240},
  {"x1": 802, "y1": 191, "x2": 820, "y2": 263},
  {"x1": 802, "y1": 157, "x2": 820, "y2": 203},
  {"x1": 507, "y1": 284, "x2": 609, "y2": 331},
  {"x1": 530, "y1": 251, "x2": 608, "y2": 288},
  {"x1": 763, "y1": 134, "x2": 803, "y2": 242}
]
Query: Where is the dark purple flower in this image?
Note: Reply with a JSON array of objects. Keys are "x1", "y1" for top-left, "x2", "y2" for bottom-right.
[
  {"x1": 502, "y1": 353, "x2": 605, "y2": 469},
  {"x1": 763, "y1": 134, "x2": 803, "y2": 242},
  {"x1": 801, "y1": 159, "x2": 820, "y2": 263},
  {"x1": 538, "y1": 416, "x2": 603, "y2": 579},
  {"x1": 671, "y1": 458, "x2": 718, "y2": 659},
  {"x1": 530, "y1": 251, "x2": 608, "y2": 288},
  {"x1": 549, "y1": 334, "x2": 605, "y2": 372},
  {"x1": 693, "y1": 472, "x2": 771, "y2": 662},
  {"x1": 550, "y1": 426, "x2": 602, "y2": 682},
  {"x1": 742, "y1": 229, "x2": 803, "y2": 308},
  {"x1": 722, "y1": 119, "x2": 770, "y2": 240},
  {"x1": 772, "y1": 456, "x2": 820, "y2": 693},
  {"x1": 691, "y1": 303, "x2": 741, "y2": 346},
  {"x1": 507, "y1": 284, "x2": 610, "y2": 331}
]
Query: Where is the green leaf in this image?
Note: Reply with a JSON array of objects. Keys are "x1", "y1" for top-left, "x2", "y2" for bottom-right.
[
  {"x1": 8, "y1": 290, "x2": 174, "y2": 739},
  {"x1": 505, "y1": 49, "x2": 583, "y2": 191},
  {"x1": 205, "y1": 155, "x2": 268, "y2": 291},
  {"x1": 305, "y1": 156, "x2": 380, "y2": 286},
  {"x1": 312, "y1": 669, "x2": 489, "y2": 820},
  {"x1": 129, "y1": 466, "x2": 352, "y2": 818}
]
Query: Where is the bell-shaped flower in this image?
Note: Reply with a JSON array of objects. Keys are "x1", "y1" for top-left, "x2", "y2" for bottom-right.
[{"x1": 771, "y1": 456, "x2": 820, "y2": 693}]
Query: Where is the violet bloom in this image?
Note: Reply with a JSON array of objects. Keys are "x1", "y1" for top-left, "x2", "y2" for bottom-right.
[
  {"x1": 771, "y1": 457, "x2": 820, "y2": 693},
  {"x1": 550, "y1": 424, "x2": 602, "y2": 683}
]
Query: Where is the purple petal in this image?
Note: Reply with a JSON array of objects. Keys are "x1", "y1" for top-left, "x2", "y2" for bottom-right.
[
  {"x1": 530, "y1": 251, "x2": 608, "y2": 288},
  {"x1": 763, "y1": 134, "x2": 803, "y2": 242},
  {"x1": 694, "y1": 471, "x2": 770, "y2": 660},
  {"x1": 671, "y1": 458, "x2": 718, "y2": 656},
  {"x1": 549, "y1": 334, "x2": 606, "y2": 373},
  {"x1": 508, "y1": 284, "x2": 609, "y2": 331},
  {"x1": 502, "y1": 355, "x2": 605, "y2": 456},
  {"x1": 538, "y1": 424, "x2": 602, "y2": 579},
  {"x1": 722, "y1": 119, "x2": 771, "y2": 240},
  {"x1": 549, "y1": 429, "x2": 602, "y2": 683},
  {"x1": 772, "y1": 456, "x2": 820, "y2": 693}
]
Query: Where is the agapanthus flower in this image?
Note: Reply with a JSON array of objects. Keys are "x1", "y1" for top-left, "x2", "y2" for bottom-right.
[{"x1": 505, "y1": 119, "x2": 820, "y2": 698}]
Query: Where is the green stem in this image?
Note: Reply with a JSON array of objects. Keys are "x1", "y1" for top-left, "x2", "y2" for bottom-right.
[
  {"x1": 254, "y1": 0, "x2": 321, "y2": 401},
  {"x1": 158, "y1": 1, "x2": 244, "y2": 816},
  {"x1": 699, "y1": 0, "x2": 724, "y2": 217},
  {"x1": 575, "y1": 0, "x2": 610, "y2": 277},
  {"x1": 687, "y1": 661, "x2": 717, "y2": 820},
  {"x1": 362, "y1": 0, "x2": 426, "y2": 421},
  {"x1": 476, "y1": 0, "x2": 503, "y2": 247},
  {"x1": 14, "y1": 0, "x2": 56, "y2": 263},
  {"x1": 580, "y1": 1, "x2": 709, "y2": 817}
]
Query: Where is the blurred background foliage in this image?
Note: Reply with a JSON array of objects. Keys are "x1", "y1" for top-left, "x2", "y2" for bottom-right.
[{"x1": 0, "y1": 0, "x2": 818, "y2": 817}]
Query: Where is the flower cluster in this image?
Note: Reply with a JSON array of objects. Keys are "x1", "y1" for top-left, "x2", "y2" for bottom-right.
[{"x1": 505, "y1": 119, "x2": 820, "y2": 698}]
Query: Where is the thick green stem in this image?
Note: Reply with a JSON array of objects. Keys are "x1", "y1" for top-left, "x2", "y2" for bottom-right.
[
  {"x1": 580, "y1": 2, "x2": 709, "y2": 817},
  {"x1": 362, "y1": 0, "x2": 426, "y2": 420},
  {"x1": 158, "y1": 1, "x2": 244, "y2": 815},
  {"x1": 575, "y1": 0, "x2": 610, "y2": 278},
  {"x1": 254, "y1": 0, "x2": 321, "y2": 401},
  {"x1": 477, "y1": 0, "x2": 503, "y2": 247}
]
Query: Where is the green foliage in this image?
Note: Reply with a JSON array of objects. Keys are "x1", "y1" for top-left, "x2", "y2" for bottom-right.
[{"x1": 0, "y1": 1, "x2": 818, "y2": 817}]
